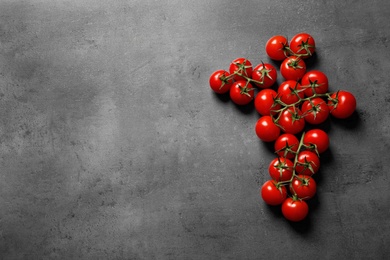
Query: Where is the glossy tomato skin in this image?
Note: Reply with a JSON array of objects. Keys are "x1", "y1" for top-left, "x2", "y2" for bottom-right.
[
  {"x1": 289, "y1": 32, "x2": 316, "y2": 59},
  {"x1": 280, "y1": 56, "x2": 306, "y2": 81},
  {"x1": 209, "y1": 70, "x2": 233, "y2": 94},
  {"x1": 328, "y1": 91, "x2": 357, "y2": 119},
  {"x1": 265, "y1": 35, "x2": 289, "y2": 61},
  {"x1": 295, "y1": 150, "x2": 320, "y2": 176},
  {"x1": 282, "y1": 198, "x2": 309, "y2": 222},
  {"x1": 303, "y1": 129, "x2": 329, "y2": 154},
  {"x1": 230, "y1": 81, "x2": 255, "y2": 105},
  {"x1": 261, "y1": 180, "x2": 287, "y2": 206},
  {"x1": 301, "y1": 97, "x2": 330, "y2": 125},
  {"x1": 290, "y1": 175, "x2": 317, "y2": 200},
  {"x1": 252, "y1": 63, "x2": 277, "y2": 88},
  {"x1": 301, "y1": 70, "x2": 329, "y2": 97},
  {"x1": 278, "y1": 107, "x2": 305, "y2": 135},
  {"x1": 255, "y1": 116, "x2": 281, "y2": 142},
  {"x1": 274, "y1": 133, "x2": 299, "y2": 159},
  {"x1": 278, "y1": 80, "x2": 304, "y2": 105},
  {"x1": 268, "y1": 157, "x2": 294, "y2": 182},
  {"x1": 255, "y1": 89, "x2": 281, "y2": 116},
  {"x1": 229, "y1": 58, "x2": 253, "y2": 81}
]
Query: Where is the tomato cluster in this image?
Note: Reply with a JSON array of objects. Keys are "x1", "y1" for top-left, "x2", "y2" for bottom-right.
[{"x1": 209, "y1": 32, "x2": 357, "y2": 222}]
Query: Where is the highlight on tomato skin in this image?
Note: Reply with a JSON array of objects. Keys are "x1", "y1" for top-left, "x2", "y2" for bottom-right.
[
  {"x1": 260, "y1": 180, "x2": 287, "y2": 206},
  {"x1": 265, "y1": 35, "x2": 289, "y2": 61},
  {"x1": 209, "y1": 70, "x2": 233, "y2": 94}
]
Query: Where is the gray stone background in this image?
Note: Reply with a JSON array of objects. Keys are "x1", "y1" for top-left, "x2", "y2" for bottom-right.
[{"x1": 0, "y1": 0, "x2": 389, "y2": 259}]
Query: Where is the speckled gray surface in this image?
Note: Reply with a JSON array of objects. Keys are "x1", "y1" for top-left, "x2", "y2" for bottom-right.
[{"x1": 0, "y1": 0, "x2": 389, "y2": 259}]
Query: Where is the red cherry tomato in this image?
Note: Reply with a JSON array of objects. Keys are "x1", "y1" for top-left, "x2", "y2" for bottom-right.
[
  {"x1": 290, "y1": 175, "x2": 317, "y2": 200},
  {"x1": 252, "y1": 63, "x2": 277, "y2": 88},
  {"x1": 282, "y1": 198, "x2": 309, "y2": 222},
  {"x1": 255, "y1": 116, "x2": 281, "y2": 142},
  {"x1": 303, "y1": 129, "x2": 329, "y2": 154},
  {"x1": 277, "y1": 107, "x2": 305, "y2": 135},
  {"x1": 255, "y1": 89, "x2": 281, "y2": 116},
  {"x1": 289, "y1": 32, "x2": 316, "y2": 59},
  {"x1": 328, "y1": 91, "x2": 357, "y2": 119},
  {"x1": 301, "y1": 97, "x2": 330, "y2": 125},
  {"x1": 265, "y1": 35, "x2": 289, "y2": 61},
  {"x1": 229, "y1": 80, "x2": 255, "y2": 105},
  {"x1": 277, "y1": 80, "x2": 304, "y2": 105},
  {"x1": 260, "y1": 180, "x2": 287, "y2": 206},
  {"x1": 301, "y1": 70, "x2": 329, "y2": 97},
  {"x1": 295, "y1": 150, "x2": 320, "y2": 176},
  {"x1": 209, "y1": 70, "x2": 233, "y2": 94},
  {"x1": 268, "y1": 157, "x2": 294, "y2": 182},
  {"x1": 280, "y1": 56, "x2": 306, "y2": 81},
  {"x1": 229, "y1": 57, "x2": 253, "y2": 81},
  {"x1": 274, "y1": 133, "x2": 299, "y2": 159}
]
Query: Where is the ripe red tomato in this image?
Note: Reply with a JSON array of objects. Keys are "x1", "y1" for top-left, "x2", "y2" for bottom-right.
[
  {"x1": 252, "y1": 63, "x2": 277, "y2": 88},
  {"x1": 260, "y1": 180, "x2": 287, "y2": 206},
  {"x1": 229, "y1": 80, "x2": 255, "y2": 105},
  {"x1": 277, "y1": 107, "x2": 305, "y2": 135},
  {"x1": 301, "y1": 97, "x2": 330, "y2": 125},
  {"x1": 209, "y1": 70, "x2": 233, "y2": 94},
  {"x1": 301, "y1": 70, "x2": 328, "y2": 97},
  {"x1": 274, "y1": 133, "x2": 299, "y2": 159},
  {"x1": 277, "y1": 80, "x2": 304, "y2": 105},
  {"x1": 280, "y1": 56, "x2": 306, "y2": 81},
  {"x1": 290, "y1": 175, "x2": 317, "y2": 200},
  {"x1": 282, "y1": 197, "x2": 309, "y2": 222},
  {"x1": 303, "y1": 129, "x2": 329, "y2": 154},
  {"x1": 328, "y1": 91, "x2": 357, "y2": 119},
  {"x1": 229, "y1": 57, "x2": 253, "y2": 81},
  {"x1": 295, "y1": 150, "x2": 320, "y2": 175},
  {"x1": 268, "y1": 157, "x2": 294, "y2": 182},
  {"x1": 289, "y1": 32, "x2": 316, "y2": 59},
  {"x1": 265, "y1": 35, "x2": 289, "y2": 61},
  {"x1": 255, "y1": 116, "x2": 281, "y2": 142},
  {"x1": 254, "y1": 89, "x2": 281, "y2": 116}
]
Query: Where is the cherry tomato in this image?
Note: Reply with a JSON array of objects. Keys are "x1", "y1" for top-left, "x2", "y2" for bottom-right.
[
  {"x1": 260, "y1": 180, "x2": 287, "y2": 206},
  {"x1": 274, "y1": 133, "x2": 299, "y2": 159},
  {"x1": 255, "y1": 89, "x2": 281, "y2": 116},
  {"x1": 295, "y1": 150, "x2": 320, "y2": 176},
  {"x1": 252, "y1": 62, "x2": 277, "y2": 88},
  {"x1": 301, "y1": 70, "x2": 328, "y2": 97},
  {"x1": 268, "y1": 157, "x2": 294, "y2": 182},
  {"x1": 255, "y1": 116, "x2": 281, "y2": 142},
  {"x1": 290, "y1": 175, "x2": 317, "y2": 200},
  {"x1": 229, "y1": 57, "x2": 253, "y2": 81},
  {"x1": 280, "y1": 56, "x2": 306, "y2": 81},
  {"x1": 328, "y1": 91, "x2": 357, "y2": 119},
  {"x1": 265, "y1": 35, "x2": 289, "y2": 61},
  {"x1": 229, "y1": 80, "x2": 255, "y2": 105},
  {"x1": 277, "y1": 107, "x2": 305, "y2": 135},
  {"x1": 277, "y1": 80, "x2": 304, "y2": 105},
  {"x1": 209, "y1": 70, "x2": 233, "y2": 94},
  {"x1": 282, "y1": 197, "x2": 309, "y2": 222},
  {"x1": 303, "y1": 129, "x2": 329, "y2": 154},
  {"x1": 301, "y1": 97, "x2": 330, "y2": 125},
  {"x1": 289, "y1": 32, "x2": 316, "y2": 59}
]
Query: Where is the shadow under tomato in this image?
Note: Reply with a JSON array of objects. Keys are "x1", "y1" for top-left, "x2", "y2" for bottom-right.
[
  {"x1": 233, "y1": 100, "x2": 256, "y2": 115},
  {"x1": 329, "y1": 109, "x2": 362, "y2": 130},
  {"x1": 212, "y1": 91, "x2": 230, "y2": 103}
]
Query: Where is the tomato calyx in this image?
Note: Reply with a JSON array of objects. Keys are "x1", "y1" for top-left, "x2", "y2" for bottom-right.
[
  {"x1": 287, "y1": 57, "x2": 304, "y2": 70},
  {"x1": 327, "y1": 90, "x2": 340, "y2": 110},
  {"x1": 232, "y1": 59, "x2": 252, "y2": 76},
  {"x1": 239, "y1": 81, "x2": 255, "y2": 98},
  {"x1": 275, "y1": 140, "x2": 298, "y2": 158},
  {"x1": 218, "y1": 72, "x2": 233, "y2": 90},
  {"x1": 303, "y1": 78, "x2": 324, "y2": 95},
  {"x1": 295, "y1": 157, "x2": 317, "y2": 175},
  {"x1": 295, "y1": 37, "x2": 315, "y2": 57}
]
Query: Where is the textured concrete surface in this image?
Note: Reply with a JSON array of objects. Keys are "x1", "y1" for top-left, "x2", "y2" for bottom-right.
[{"x1": 0, "y1": 0, "x2": 389, "y2": 259}]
